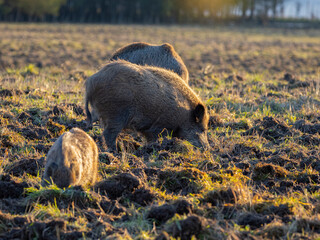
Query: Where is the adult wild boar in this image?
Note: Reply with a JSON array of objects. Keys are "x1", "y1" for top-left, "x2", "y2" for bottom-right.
[
  {"x1": 42, "y1": 128, "x2": 98, "y2": 188},
  {"x1": 85, "y1": 60, "x2": 209, "y2": 151},
  {"x1": 110, "y1": 42, "x2": 189, "y2": 83},
  {"x1": 88, "y1": 42, "x2": 189, "y2": 126}
]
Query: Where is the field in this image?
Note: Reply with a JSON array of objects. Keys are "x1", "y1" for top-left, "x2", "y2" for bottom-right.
[{"x1": 0, "y1": 23, "x2": 320, "y2": 239}]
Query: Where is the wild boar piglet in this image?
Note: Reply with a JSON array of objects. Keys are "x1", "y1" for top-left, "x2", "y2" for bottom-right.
[
  {"x1": 42, "y1": 128, "x2": 98, "y2": 188},
  {"x1": 85, "y1": 60, "x2": 209, "y2": 151}
]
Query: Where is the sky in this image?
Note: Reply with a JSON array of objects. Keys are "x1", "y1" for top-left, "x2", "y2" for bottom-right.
[{"x1": 283, "y1": 0, "x2": 320, "y2": 19}]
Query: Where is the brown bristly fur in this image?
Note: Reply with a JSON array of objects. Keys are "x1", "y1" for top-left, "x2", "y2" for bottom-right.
[
  {"x1": 85, "y1": 60, "x2": 209, "y2": 151},
  {"x1": 110, "y1": 42, "x2": 189, "y2": 83},
  {"x1": 42, "y1": 128, "x2": 98, "y2": 188}
]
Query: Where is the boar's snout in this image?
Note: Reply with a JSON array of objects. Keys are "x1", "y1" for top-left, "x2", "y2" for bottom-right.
[
  {"x1": 191, "y1": 132, "x2": 209, "y2": 150},
  {"x1": 182, "y1": 130, "x2": 209, "y2": 150},
  {"x1": 91, "y1": 109, "x2": 100, "y2": 123},
  {"x1": 86, "y1": 108, "x2": 99, "y2": 130}
]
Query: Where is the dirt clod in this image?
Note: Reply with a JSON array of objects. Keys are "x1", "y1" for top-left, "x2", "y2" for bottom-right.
[
  {"x1": 20, "y1": 219, "x2": 67, "y2": 240},
  {"x1": 284, "y1": 73, "x2": 295, "y2": 82},
  {"x1": 67, "y1": 103, "x2": 85, "y2": 116},
  {"x1": 208, "y1": 114, "x2": 224, "y2": 129},
  {"x1": 95, "y1": 173, "x2": 142, "y2": 200},
  {"x1": 231, "y1": 143, "x2": 260, "y2": 157},
  {"x1": 263, "y1": 204, "x2": 293, "y2": 217},
  {"x1": 225, "y1": 74, "x2": 244, "y2": 82},
  {"x1": 158, "y1": 168, "x2": 210, "y2": 195},
  {"x1": 17, "y1": 112, "x2": 32, "y2": 122},
  {"x1": 52, "y1": 105, "x2": 66, "y2": 115},
  {"x1": 204, "y1": 188, "x2": 237, "y2": 206},
  {"x1": 8, "y1": 157, "x2": 44, "y2": 176},
  {"x1": 148, "y1": 199, "x2": 193, "y2": 224},
  {"x1": 0, "y1": 89, "x2": 23, "y2": 97},
  {"x1": 168, "y1": 215, "x2": 205, "y2": 240},
  {"x1": 244, "y1": 117, "x2": 293, "y2": 142},
  {"x1": 294, "y1": 119, "x2": 320, "y2": 135},
  {"x1": 99, "y1": 152, "x2": 118, "y2": 164},
  {"x1": 298, "y1": 134, "x2": 320, "y2": 146},
  {"x1": 253, "y1": 163, "x2": 288, "y2": 180},
  {"x1": 294, "y1": 218, "x2": 320, "y2": 233},
  {"x1": 130, "y1": 187, "x2": 157, "y2": 206},
  {"x1": 33, "y1": 143, "x2": 51, "y2": 153},
  {"x1": 18, "y1": 127, "x2": 51, "y2": 140},
  {"x1": 46, "y1": 119, "x2": 66, "y2": 137},
  {"x1": 148, "y1": 204, "x2": 176, "y2": 224},
  {"x1": 0, "y1": 128, "x2": 25, "y2": 148},
  {"x1": 237, "y1": 212, "x2": 273, "y2": 229},
  {"x1": 0, "y1": 180, "x2": 27, "y2": 199},
  {"x1": 173, "y1": 199, "x2": 193, "y2": 215}
]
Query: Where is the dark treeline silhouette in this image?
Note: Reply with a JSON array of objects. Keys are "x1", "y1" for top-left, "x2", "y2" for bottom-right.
[{"x1": 0, "y1": 0, "x2": 293, "y2": 24}]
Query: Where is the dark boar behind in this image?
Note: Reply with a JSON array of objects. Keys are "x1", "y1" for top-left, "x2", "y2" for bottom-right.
[{"x1": 110, "y1": 42, "x2": 189, "y2": 83}]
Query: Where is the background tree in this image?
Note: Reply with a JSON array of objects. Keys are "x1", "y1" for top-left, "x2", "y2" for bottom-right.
[
  {"x1": 7, "y1": 0, "x2": 66, "y2": 21},
  {"x1": 0, "y1": 0, "x2": 315, "y2": 24}
]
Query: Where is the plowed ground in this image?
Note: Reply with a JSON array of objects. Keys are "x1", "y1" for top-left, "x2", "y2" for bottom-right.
[{"x1": 0, "y1": 24, "x2": 320, "y2": 239}]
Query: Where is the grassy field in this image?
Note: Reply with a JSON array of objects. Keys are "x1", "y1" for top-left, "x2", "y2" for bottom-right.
[{"x1": 0, "y1": 23, "x2": 320, "y2": 239}]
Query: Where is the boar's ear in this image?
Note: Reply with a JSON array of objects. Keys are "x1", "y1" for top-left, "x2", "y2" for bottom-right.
[{"x1": 193, "y1": 104, "x2": 205, "y2": 123}]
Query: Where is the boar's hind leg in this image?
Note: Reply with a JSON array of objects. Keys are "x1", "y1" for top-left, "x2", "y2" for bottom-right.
[
  {"x1": 103, "y1": 112, "x2": 131, "y2": 152},
  {"x1": 103, "y1": 126, "x2": 122, "y2": 152}
]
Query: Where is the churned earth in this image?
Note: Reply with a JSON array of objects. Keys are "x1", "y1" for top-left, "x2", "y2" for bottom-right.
[{"x1": 0, "y1": 24, "x2": 320, "y2": 239}]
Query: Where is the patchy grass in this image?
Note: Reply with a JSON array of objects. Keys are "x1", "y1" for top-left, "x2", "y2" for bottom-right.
[{"x1": 0, "y1": 23, "x2": 320, "y2": 239}]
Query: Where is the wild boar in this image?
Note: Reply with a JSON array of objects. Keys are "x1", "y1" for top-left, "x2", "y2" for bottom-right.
[
  {"x1": 87, "y1": 42, "x2": 189, "y2": 127},
  {"x1": 85, "y1": 60, "x2": 209, "y2": 151},
  {"x1": 42, "y1": 128, "x2": 98, "y2": 188},
  {"x1": 110, "y1": 42, "x2": 189, "y2": 83}
]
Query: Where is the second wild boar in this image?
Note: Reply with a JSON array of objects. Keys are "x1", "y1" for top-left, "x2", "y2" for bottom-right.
[
  {"x1": 85, "y1": 60, "x2": 209, "y2": 151},
  {"x1": 42, "y1": 127, "x2": 98, "y2": 188},
  {"x1": 110, "y1": 42, "x2": 189, "y2": 83}
]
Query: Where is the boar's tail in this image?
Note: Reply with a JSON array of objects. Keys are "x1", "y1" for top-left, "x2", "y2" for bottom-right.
[{"x1": 85, "y1": 95, "x2": 92, "y2": 129}]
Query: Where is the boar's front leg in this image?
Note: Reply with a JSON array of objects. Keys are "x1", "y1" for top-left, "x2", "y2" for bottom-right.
[
  {"x1": 103, "y1": 127, "x2": 120, "y2": 152},
  {"x1": 143, "y1": 127, "x2": 173, "y2": 143}
]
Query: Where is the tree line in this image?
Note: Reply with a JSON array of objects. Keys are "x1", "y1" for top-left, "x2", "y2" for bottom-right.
[{"x1": 0, "y1": 0, "x2": 288, "y2": 23}]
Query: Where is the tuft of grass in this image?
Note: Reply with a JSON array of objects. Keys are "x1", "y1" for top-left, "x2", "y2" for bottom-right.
[
  {"x1": 158, "y1": 167, "x2": 213, "y2": 195},
  {"x1": 46, "y1": 119, "x2": 66, "y2": 137},
  {"x1": 0, "y1": 127, "x2": 25, "y2": 148},
  {"x1": 253, "y1": 163, "x2": 289, "y2": 181},
  {"x1": 25, "y1": 185, "x2": 99, "y2": 208},
  {"x1": 113, "y1": 204, "x2": 153, "y2": 238},
  {"x1": 32, "y1": 200, "x2": 69, "y2": 220}
]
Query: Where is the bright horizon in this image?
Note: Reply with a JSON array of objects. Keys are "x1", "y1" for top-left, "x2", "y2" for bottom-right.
[{"x1": 283, "y1": 0, "x2": 320, "y2": 19}]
